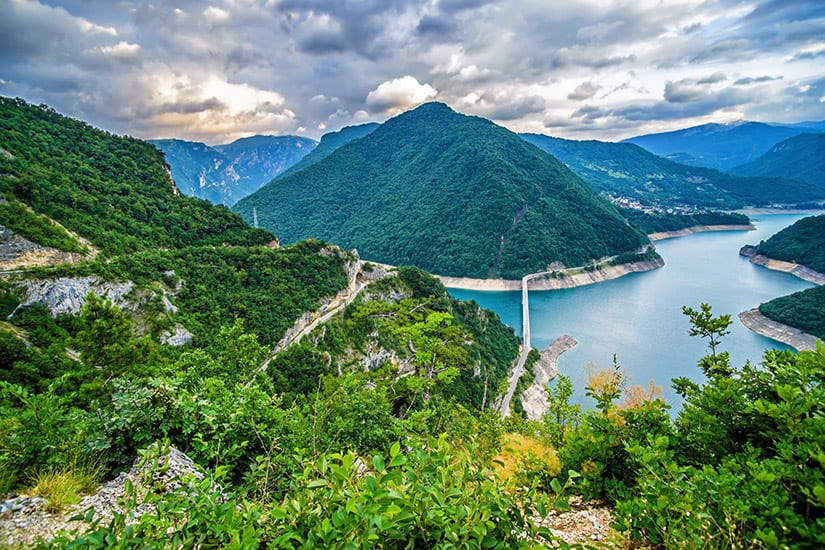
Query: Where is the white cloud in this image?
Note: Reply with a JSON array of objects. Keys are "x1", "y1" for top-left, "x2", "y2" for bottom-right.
[
  {"x1": 202, "y1": 6, "x2": 230, "y2": 26},
  {"x1": 99, "y1": 41, "x2": 142, "y2": 60},
  {"x1": 365, "y1": 76, "x2": 438, "y2": 114}
]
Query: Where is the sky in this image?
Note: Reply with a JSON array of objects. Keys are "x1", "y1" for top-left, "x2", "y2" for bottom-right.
[{"x1": 1, "y1": 0, "x2": 824, "y2": 145}]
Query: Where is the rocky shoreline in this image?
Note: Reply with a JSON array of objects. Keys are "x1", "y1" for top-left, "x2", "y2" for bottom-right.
[
  {"x1": 647, "y1": 224, "x2": 754, "y2": 242},
  {"x1": 738, "y1": 308, "x2": 820, "y2": 351},
  {"x1": 437, "y1": 258, "x2": 664, "y2": 291},
  {"x1": 520, "y1": 335, "x2": 578, "y2": 420},
  {"x1": 738, "y1": 247, "x2": 825, "y2": 285}
]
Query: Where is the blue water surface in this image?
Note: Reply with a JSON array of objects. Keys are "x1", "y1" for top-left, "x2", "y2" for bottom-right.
[{"x1": 448, "y1": 214, "x2": 816, "y2": 410}]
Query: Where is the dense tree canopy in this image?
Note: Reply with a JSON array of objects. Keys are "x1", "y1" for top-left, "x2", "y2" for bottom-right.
[
  {"x1": 0, "y1": 96, "x2": 273, "y2": 256},
  {"x1": 235, "y1": 102, "x2": 649, "y2": 279}
]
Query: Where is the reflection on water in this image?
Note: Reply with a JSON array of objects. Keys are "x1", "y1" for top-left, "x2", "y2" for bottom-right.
[{"x1": 448, "y1": 214, "x2": 815, "y2": 410}]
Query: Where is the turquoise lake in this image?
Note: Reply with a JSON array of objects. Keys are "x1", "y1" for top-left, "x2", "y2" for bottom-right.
[{"x1": 448, "y1": 214, "x2": 817, "y2": 410}]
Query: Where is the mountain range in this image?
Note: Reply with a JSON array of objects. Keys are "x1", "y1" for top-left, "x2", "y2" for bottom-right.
[
  {"x1": 521, "y1": 133, "x2": 825, "y2": 208},
  {"x1": 623, "y1": 120, "x2": 825, "y2": 171},
  {"x1": 149, "y1": 135, "x2": 316, "y2": 205},
  {"x1": 234, "y1": 102, "x2": 650, "y2": 279},
  {"x1": 730, "y1": 133, "x2": 825, "y2": 189},
  {"x1": 277, "y1": 122, "x2": 379, "y2": 179}
]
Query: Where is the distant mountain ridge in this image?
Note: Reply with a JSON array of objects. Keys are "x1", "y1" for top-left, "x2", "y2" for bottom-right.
[
  {"x1": 731, "y1": 133, "x2": 825, "y2": 189},
  {"x1": 234, "y1": 102, "x2": 650, "y2": 279},
  {"x1": 624, "y1": 121, "x2": 825, "y2": 171},
  {"x1": 278, "y1": 123, "x2": 379, "y2": 179},
  {"x1": 150, "y1": 135, "x2": 316, "y2": 205},
  {"x1": 521, "y1": 133, "x2": 825, "y2": 207}
]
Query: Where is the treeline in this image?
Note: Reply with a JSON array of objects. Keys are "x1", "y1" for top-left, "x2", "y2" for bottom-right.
[
  {"x1": 0, "y1": 97, "x2": 272, "y2": 256},
  {"x1": 621, "y1": 208, "x2": 751, "y2": 235},
  {"x1": 755, "y1": 214, "x2": 825, "y2": 274},
  {"x1": 760, "y1": 285, "x2": 825, "y2": 340}
]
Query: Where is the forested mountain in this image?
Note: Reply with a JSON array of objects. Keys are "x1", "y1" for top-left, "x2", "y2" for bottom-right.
[
  {"x1": 731, "y1": 133, "x2": 825, "y2": 189},
  {"x1": 150, "y1": 135, "x2": 316, "y2": 205},
  {"x1": 277, "y1": 122, "x2": 379, "y2": 179},
  {"x1": 0, "y1": 97, "x2": 273, "y2": 255},
  {"x1": 235, "y1": 102, "x2": 650, "y2": 279},
  {"x1": 623, "y1": 120, "x2": 824, "y2": 171},
  {"x1": 521, "y1": 133, "x2": 824, "y2": 208}
]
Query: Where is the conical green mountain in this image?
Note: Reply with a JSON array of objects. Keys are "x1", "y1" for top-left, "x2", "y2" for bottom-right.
[{"x1": 234, "y1": 102, "x2": 649, "y2": 279}]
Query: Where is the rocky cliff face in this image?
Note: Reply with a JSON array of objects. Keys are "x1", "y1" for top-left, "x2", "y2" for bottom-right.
[
  {"x1": 0, "y1": 225, "x2": 90, "y2": 271},
  {"x1": 12, "y1": 276, "x2": 135, "y2": 316}
]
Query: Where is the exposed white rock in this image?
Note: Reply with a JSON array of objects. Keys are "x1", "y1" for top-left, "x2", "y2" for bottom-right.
[
  {"x1": 12, "y1": 277, "x2": 134, "y2": 316},
  {"x1": 160, "y1": 324, "x2": 194, "y2": 346},
  {"x1": 0, "y1": 445, "x2": 213, "y2": 548}
]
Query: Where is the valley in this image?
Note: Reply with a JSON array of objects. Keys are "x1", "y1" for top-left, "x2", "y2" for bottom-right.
[{"x1": 1, "y1": 96, "x2": 824, "y2": 548}]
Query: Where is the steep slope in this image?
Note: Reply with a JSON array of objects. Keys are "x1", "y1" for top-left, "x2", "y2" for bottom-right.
[
  {"x1": 731, "y1": 133, "x2": 825, "y2": 189},
  {"x1": 623, "y1": 121, "x2": 823, "y2": 171},
  {"x1": 521, "y1": 133, "x2": 825, "y2": 207},
  {"x1": 148, "y1": 138, "x2": 228, "y2": 199},
  {"x1": 277, "y1": 123, "x2": 379, "y2": 179},
  {"x1": 235, "y1": 102, "x2": 649, "y2": 279},
  {"x1": 150, "y1": 135, "x2": 316, "y2": 205},
  {"x1": 754, "y1": 215, "x2": 825, "y2": 274},
  {"x1": 0, "y1": 97, "x2": 272, "y2": 256}
]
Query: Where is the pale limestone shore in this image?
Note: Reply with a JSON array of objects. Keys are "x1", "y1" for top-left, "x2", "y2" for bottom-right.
[
  {"x1": 520, "y1": 335, "x2": 578, "y2": 420},
  {"x1": 737, "y1": 246, "x2": 823, "y2": 349},
  {"x1": 648, "y1": 224, "x2": 754, "y2": 242},
  {"x1": 738, "y1": 308, "x2": 820, "y2": 352},
  {"x1": 437, "y1": 258, "x2": 664, "y2": 291},
  {"x1": 739, "y1": 251, "x2": 825, "y2": 286}
]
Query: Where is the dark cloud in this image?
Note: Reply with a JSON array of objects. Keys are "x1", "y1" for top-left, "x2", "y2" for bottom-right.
[
  {"x1": 664, "y1": 81, "x2": 705, "y2": 103},
  {"x1": 734, "y1": 76, "x2": 781, "y2": 85},
  {"x1": 696, "y1": 72, "x2": 727, "y2": 85},
  {"x1": 791, "y1": 49, "x2": 825, "y2": 62},
  {"x1": 416, "y1": 14, "x2": 457, "y2": 37},
  {"x1": 690, "y1": 38, "x2": 754, "y2": 63},
  {"x1": 568, "y1": 81, "x2": 600, "y2": 101},
  {"x1": 157, "y1": 98, "x2": 227, "y2": 115},
  {"x1": 550, "y1": 50, "x2": 636, "y2": 70}
]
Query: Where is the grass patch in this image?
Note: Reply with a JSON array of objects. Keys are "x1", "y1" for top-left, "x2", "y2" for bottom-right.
[{"x1": 30, "y1": 458, "x2": 104, "y2": 513}]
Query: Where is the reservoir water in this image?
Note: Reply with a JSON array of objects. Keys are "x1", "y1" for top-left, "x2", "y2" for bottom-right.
[{"x1": 448, "y1": 214, "x2": 817, "y2": 410}]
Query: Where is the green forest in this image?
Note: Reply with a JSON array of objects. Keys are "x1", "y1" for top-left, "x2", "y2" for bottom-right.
[
  {"x1": 754, "y1": 215, "x2": 825, "y2": 340},
  {"x1": 760, "y1": 285, "x2": 825, "y2": 340},
  {"x1": 234, "y1": 103, "x2": 650, "y2": 279},
  {"x1": 1, "y1": 97, "x2": 823, "y2": 547},
  {"x1": 756, "y1": 215, "x2": 825, "y2": 274},
  {"x1": 0, "y1": 97, "x2": 273, "y2": 256},
  {"x1": 620, "y1": 209, "x2": 751, "y2": 235}
]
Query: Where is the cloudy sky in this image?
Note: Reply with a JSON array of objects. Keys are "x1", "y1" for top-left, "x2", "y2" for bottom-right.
[{"x1": 2, "y1": 0, "x2": 824, "y2": 144}]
